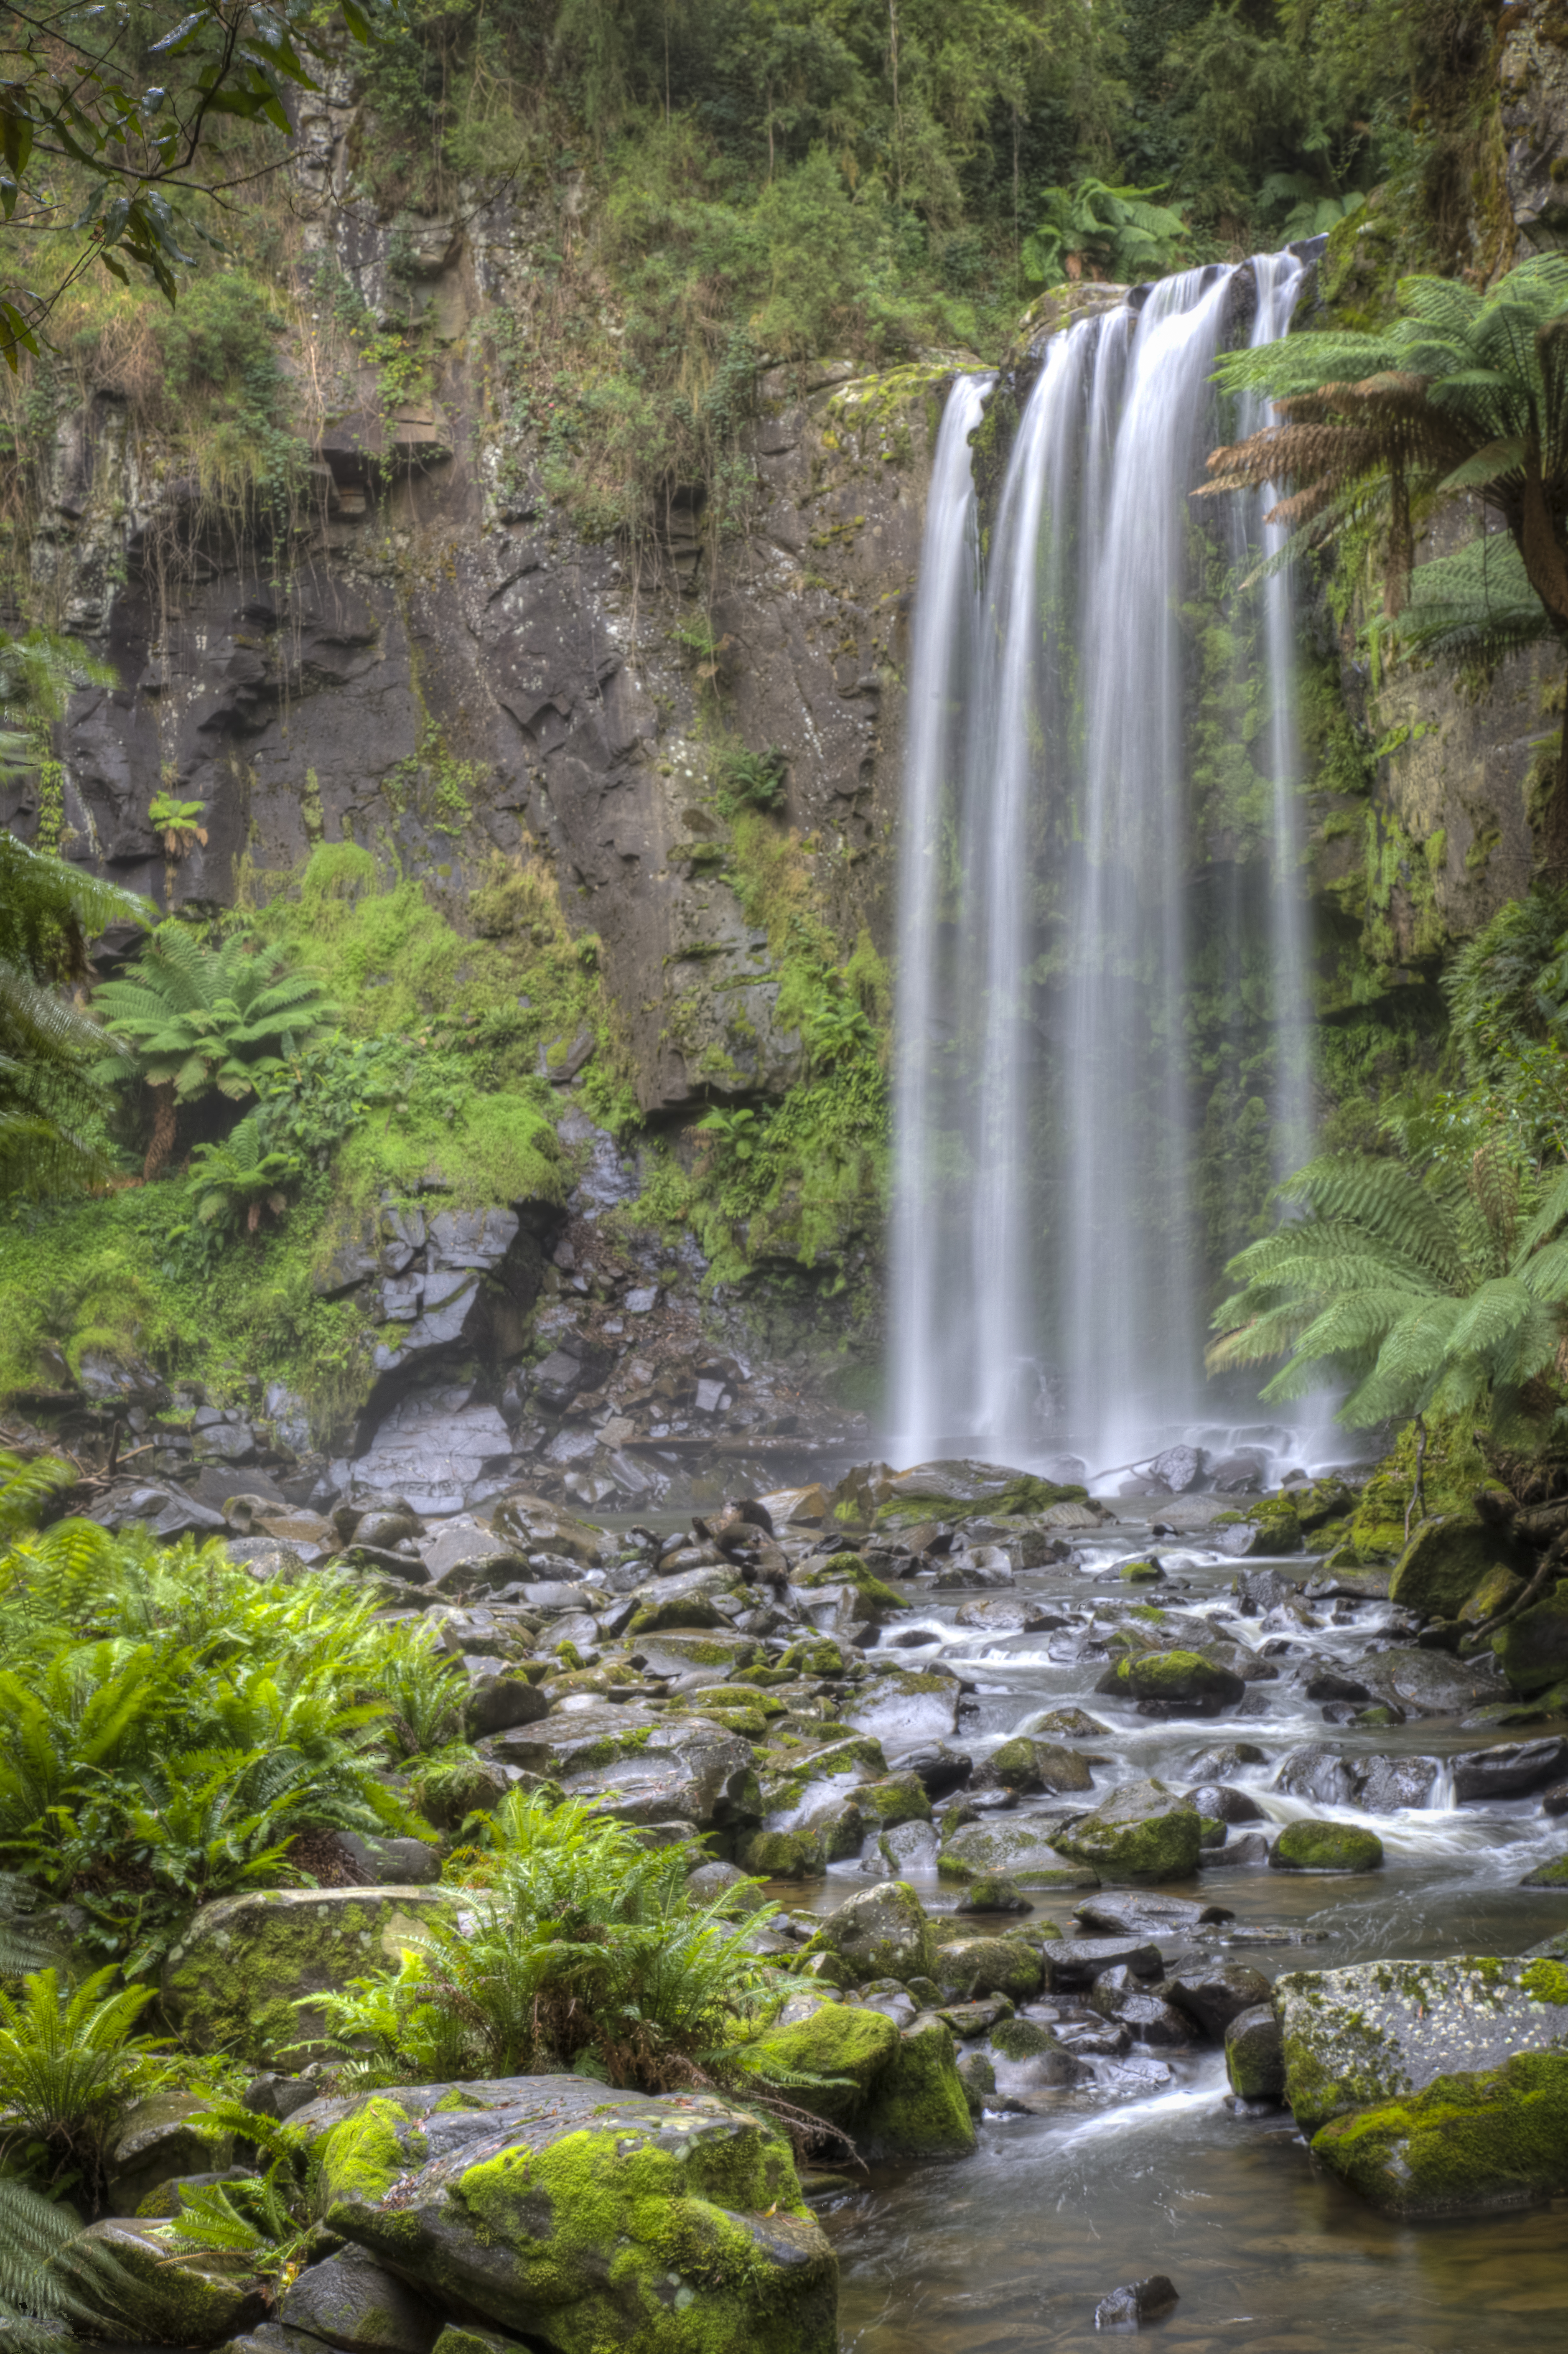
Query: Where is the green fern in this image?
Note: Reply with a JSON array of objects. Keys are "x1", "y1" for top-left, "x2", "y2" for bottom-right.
[
  {"x1": 0, "y1": 2173, "x2": 79, "y2": 2327},
  {"x1": 0, "y1": 1458, "x2": 74, "y2": 1547},
  {"x1": 0, "y1": 1967, "x2": 170, "y2": 2208},
  {"x1": 1211, "y1": 1141, "x2": 1568, "y2": 1434}
]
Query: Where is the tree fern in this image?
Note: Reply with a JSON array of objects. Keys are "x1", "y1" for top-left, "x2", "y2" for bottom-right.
[
  {"x1": 1211, "y1": 1142, "x2": 1568, "y2": 1436},
  {"x1": 1203, "y1": 257, "x2": 1568, "y2": 868}
]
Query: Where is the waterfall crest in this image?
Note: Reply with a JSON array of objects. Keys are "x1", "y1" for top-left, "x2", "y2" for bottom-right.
[{"x1": 889, "y1": 254, "x2": 1309, "y2": 1469}]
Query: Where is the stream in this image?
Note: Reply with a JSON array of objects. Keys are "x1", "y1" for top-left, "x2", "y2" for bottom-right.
[{"x1": 787, "y1": 1505, "x2": 1568, "y2": 2350}]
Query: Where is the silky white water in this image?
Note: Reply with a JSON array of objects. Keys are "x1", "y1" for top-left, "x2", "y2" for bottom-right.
[{"x1": 889, "y1": 254, "x2": 1311, "y2": 1469}]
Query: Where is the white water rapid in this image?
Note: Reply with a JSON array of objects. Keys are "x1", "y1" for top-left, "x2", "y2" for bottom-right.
[{"x1": 889, "y1": 252, "x2": 1311, "y2": 1469}]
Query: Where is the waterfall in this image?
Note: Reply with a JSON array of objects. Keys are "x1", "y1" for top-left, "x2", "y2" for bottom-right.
[
  {"x1": 889, "y1": 253, "x2": 1310, "y2": 1469},
  {"x1": 888, "y1": 374, "x2": 992, "y2": 1455}
]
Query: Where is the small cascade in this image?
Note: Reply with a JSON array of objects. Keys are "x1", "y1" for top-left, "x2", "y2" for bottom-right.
[{"x1": 889, "y1": 253, "x2": 1311, "y2": 1467}]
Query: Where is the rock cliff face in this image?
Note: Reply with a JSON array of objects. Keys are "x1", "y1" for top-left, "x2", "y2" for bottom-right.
[{"x1": 9, "y1": 108, "x2": 932, "y2": 1125}]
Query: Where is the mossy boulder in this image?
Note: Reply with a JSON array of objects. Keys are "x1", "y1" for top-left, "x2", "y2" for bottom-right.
[
  {"x1": 971, "y1": 1738, "x2": 1092, "y2": 1796},
  {"x1": 1520, "y1": 1848, "x2": 1568, "y2": 1886},
  {"x1": 1388, "y1": 1516, "x2": 1520, "y2": 1621},
  {"x1": 311, "y1": 2077, "x2": 837, "y2": 2354},
  {"x1": 1276, "y1": 1957, "x2": 1568, "y2": 2137},
  {"x1": 743, "y1": 2001, "x2": 900, "y2": 2130},
  {"x1": 736, "y1": 1827, "x2": 825, "y2": 1880},
  {"x1": 51, "y1": 2217, "x2": 268, "y2": 2346},
  {"x1": 1459, "y1": 1563, "x2": 1526, "y2": 1623},
  {"x1": 1054, "y1": 1778, "x2": 1201, "y2": 1880},
  {"x1": 1224, "y1": 2004, "x2": 1285, "y2": 2102},
  {"x1": 1312, "y1": 2051, "x2": 1568, "y2": 2216},
  {"x1": 793, "y1": 1552, "x2": 908, "y2": 1609},
  {"x1": 937, "y1": 1819, "x2": 1099, "y2": 1890},
  {"x1": 746, "y1": 1992, "x2": 971, "y2": 2160},
  {"x1": 160, "y1": 1888, "x2": 456, "y2": 2062},
  {"x1": 757, "y1": 1735, "x2": 888, "y2": 1823},
  {"x1": 931, "y1": 1935, "x2": 1042, "y2": 2003},
  {"x1": 1269, "y1": 1820, "x2": 1382, "y2": 1873},
  {"x1": 855, "y1": 1770, "x2": 933, "y2": 1827},
  {"x1": 1099, "y1": 1651, "x2": 1245, "y2": 1713},
  {"x1": 818, "y1": 1881, "x2": 936, "y2": 1983},
  {"x1": 856, "y1": 2013, "x2": 976, "y2": 2161},
  {"x1": 1493, "y1": 1590, "x2": 1568, "y2": 1695}
]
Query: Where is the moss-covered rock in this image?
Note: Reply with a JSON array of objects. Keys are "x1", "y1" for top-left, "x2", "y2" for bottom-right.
[
  {"x1": 1493, "y1": 1590, "x2": 1568, "y2": 1695},
  {"x1": 1520, "y1": 1847, "x2": 1568, "y2": 1886},
  {"x1": 1270, "y1": 1820, "x2": 1383, "y2": 1873},
  {"x1": 743, "y1": 2001, "x2": 900, "y2": 2130},
  {"x1": 319, "y1": 2077, "x2": 837, "y2": 2354},
  {"x1": 1099, "y1": 1651, "x2": 1245, "y2": 1713},
  {"x1": 930, "y1": 1935, "x2": 1041, "y2": 2003},
  {"x1": 971, "y1": 1738, "x2": 1092, "y2": 1796},
  {"x1": 937, "y1": 1819, "x2": 1099, "y2": 1890},
  {"x1": 1459, "y1": 1562, "x2": 1527, "y2": 1624},
  {"x1": 818, "y1": 1881, "x2": 936, "y2": 1983},
  {"x1": 856, "y1": 2014, "x2": 976, "y2": 2162},
  {"x1": 51, "y1": 2217, "x2": 268, "y2": 2345},
  {"x1": 1054, "y1": 1779, "x2": 1201, "y2": 1880},
  {"x1": 160, "y1": 1888, "x2": 456, "y2": 2062},
  {"x1": 855, "y1": 1770, "x2": 933, "y2": 1827},
  {"x1": 792, "y1": 1553, "x2": 908, "y2": 1609},
  {"x1": 1276, "y1": 1956, "x2": 1568, "y2": 2137},
  {"x1": 1388, "y1": 1515, "x2": 1520, "y2": 1621},
  {"x1": 1312, "y1": 2051, "x2": 1568, "y2": 2216},
  {"x1": 1224, "y1": 2004, "x2": 1285, "y2": 2102},
  {"x1": 107, "y1": 2093, "x2": 231, "y2": 2217},
  {"x1": 736, "y1": 1827, "x2": 824, "y2": 1880}
]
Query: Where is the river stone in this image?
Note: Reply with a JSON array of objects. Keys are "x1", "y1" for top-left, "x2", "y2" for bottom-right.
[
  {"x1": 1041, "y1": 1936, "x2": 1163, "y2": 1988},
  {"x1": 1031, "y1": 1709, "x2": 1110, "y2": 1739},
  {"x1": 1158, "y1": 1960, "x2": 1273, "y2": 2039},
  {"x1": 932, "y1": 1935, "x2": 1043, "y2": 2002},
  {"x1": 1202, "y1": 1831, "x2": 1271, "y2": 1868},
  {"x1": 1270, "y1": 1820, "x2": 1383, "y2": 1873},
  {"x1": 1073, "y1": 1892, "x2": 1229, "y2": 1936},
  {"x1": 970, "y1": 1737, "x2": 1093, "y2": 1796},
  {"x1": 1273, "y1": 1744, "x2": 1360, "y2": 1808},
  {"x1": 277, "y1": 2244, "x2": 441, "y2": 2354},
  {"x1": 1181, "y1": 1742, "x2": 1266, "y2": 1779},
  {"x1": 1451, "y1": 1736, "x2": 1568, "y2": 1801},
  {"x1": 482, "y1": 1705, "x2": 760, "y2": 1830},
  {"x1": 312, "y1": 2077, "x2": 837, "y2": 2354},
  {"x1": 160, "y1": 1888, "x2": 456, "y2": 2061},
  {"x1": 857, "y1": 2014, "x2": 977, "y2": 2160},
  {"x1": 1187, "y1": 1781, "x2": 1265, "y2": 1824},
  {"x1": 1312, "y1": 2050, "x2": 1568, "y2": 2217},
  {"x1": 1492, "y1": 1592, "x2": 1568, "y2": 1694},
  {"x1": 1277, "y1": 1955, "x2": 1568, "y2": 2136},
  {"x1": 820, "y1": 1881, "x2": 937, "y2": 1982},
  {"x1": 1096, "y1": 1651, "x2": 1245, "y2": 1713},
  {"x1": 1225, "y1": 2004, "x2": 1285, "y2": 2101},
  {"x1": 937, "y1": 1819, "x2": 1099, "y2": 1890},
  {"x1": 1054, "y1": 1778, "x2": 1201, "y2": 1880},
  {"x1": 877, "y1": 1819, "x2": 940, "y2": 1873},
  {"x1": 51, "y1": 2216, "x2": 267, "y2": 2345},
  {"x1": 1094, "y1": 2277, "x2": 1179, "y2": 2328},
  {"x1": 1089, "y1": 1968, "x2": 1193, "y2": 2046},
  {"x1": 1520, "y1": 1848, "x2": 1568, "y2": 1885},
  {"x1": 1387, "y1": 1514, "x2": 1519, "y2": 1621},
  {"x1": 894, "y1": 1742, "x2": 973, "y2": 1795},
  {"x1": 737, "y1": 2000, "x2": 899, "y2": 2130},
  {"x1": 841, "y1": 1666, "x2": 960, "y2": 1745},
  {"x1": 462, "y1": 1667, "x2": 548, "y2": 1737},
  {"x1": 1358, "y1": 1645, "x2": 1508, "y2": 1717},
  {"x1": 952, "y1": 1596, "x2": 1061, "y2": 1633},
  {"x1": 105, "y1": 2093, "x2": 232, "y2": 2216},
  {"x1": 855, "y1": 1770, "x2": 934, "y2": 1827}
]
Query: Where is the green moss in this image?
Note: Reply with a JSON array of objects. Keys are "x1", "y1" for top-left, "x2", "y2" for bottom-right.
[
  {"x1": 855, "y1": 2016, "x2": 976, "y2": 2162},
  {"x1": 1520, "y1": 1960, "x2": 1568, "y2": 2007},
  {"x1": 1312, "y1": 2051, "x2": 1568, "y2": 2217},
  {"x1": 855, "y1": 1773, "x2": 932, "y2": 1828},
  {"x1": 742, "y1": 2001, "x2": 898, "y2": 2129},
  {"x1": 1270, "y1": 1820, "x2": 1384, "y2": 1874},
  {"x1": 792, "y1": 1553, "x2": 908, "y2": 1609},
  {"x1": 1520, "y1": 1848, "x2": 1568, "y2": 1888},
  {"x1": 1388, "y1": 1515, "x2": 1517, "y2": 1620},
  {"x1": 316, "y1": 2097, "x2": 422, "y2": 2206},
  {"x1": 990, "y1": 2018, "x2": 1054, "y2": 2062}
]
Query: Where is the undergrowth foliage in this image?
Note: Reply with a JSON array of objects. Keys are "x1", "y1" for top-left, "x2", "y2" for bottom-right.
[{"x1": 0, "y1": 1505, "x2": 471, "y2": 1975}]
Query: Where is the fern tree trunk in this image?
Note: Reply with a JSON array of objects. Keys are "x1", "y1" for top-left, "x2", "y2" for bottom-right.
[
  {"x1": 143, "y1": 1081, "x2": 176, "y2": 1181},
  {"x1": 1549, "y1": 651, "x2": 1568, "y2": 888}
]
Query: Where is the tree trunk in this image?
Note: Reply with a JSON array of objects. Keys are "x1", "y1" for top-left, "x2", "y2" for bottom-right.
[
  {"x1": 143, "y1": 1082, "x2": 176, "y2": 1181},
  {"x1": 1543, "y1": 649, "x2": 1568, "y2": 888}
]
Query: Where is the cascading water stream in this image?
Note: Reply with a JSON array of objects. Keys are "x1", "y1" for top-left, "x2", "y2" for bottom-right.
[{"x1": 889, "y1": 252, "x2": 1311, "y2": 1469}]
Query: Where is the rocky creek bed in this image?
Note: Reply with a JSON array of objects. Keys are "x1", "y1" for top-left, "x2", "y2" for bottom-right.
[{"x1": 18, "y1": 1447, "x2": 1568, "y2": 2354}]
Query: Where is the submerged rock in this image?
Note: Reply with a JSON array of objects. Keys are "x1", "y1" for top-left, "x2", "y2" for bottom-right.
[
  {"x1": 1096, "y1": 1650, "x2": 1245, "y2": 1713},
  {"x1": 1093, "y1": 2275, "x2": 1179, "y2": 2328}
]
